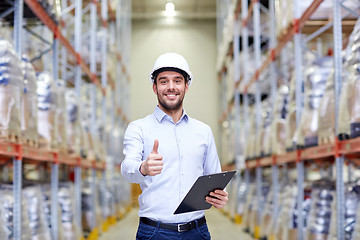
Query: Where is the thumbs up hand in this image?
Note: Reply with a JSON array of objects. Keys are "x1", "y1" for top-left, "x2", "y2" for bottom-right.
[{"x1": 140, "y1": 139, "x2": 163, "y2": 176}]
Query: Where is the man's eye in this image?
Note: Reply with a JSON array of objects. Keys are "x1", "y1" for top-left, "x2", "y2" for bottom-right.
[{"x1": 160, "y1": 80, "x2": 167, "y2": 84}]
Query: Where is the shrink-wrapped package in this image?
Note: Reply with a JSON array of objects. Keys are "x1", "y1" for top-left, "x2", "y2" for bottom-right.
[
  {"x1": 98, "y1": 178, "x2": 114, "y2": 220},
  {"x1": 80, "y1": 101, "x2": 92, "y2": 159},
  {"x1": 58, "y1": 182, "x2": 82, "y2": 240},
  {"x1": 274, "y1": 184, "x2": 311, "y2": 240},
  {"x1": 285, "y1": 73, "x2": 297, "y2": 151},
  {"x1": 338, "y1": 18, "x2": 360, "y2": 139},
  {"x1": 21, "y1": 55, "x2": 38, "y2": 146},
  {"x1": 295, "y1": 56, "x2": 332, "y2": 147},
  {"x1": 236, "y1": 181, "x2": 250, "y2": 221},
  {"x1": 81, "y1": 177, "x2": 102, "y2": 234},
  {"x1": 0, "y1": 39, "x2": 23, "y2": 142},
  {"x1": 65, "y1": 89, "x2": 81, "y2": 155},
  {"x1": 259, "y1": 99, "x2": 273, "y2": 156},
  {"x1": 329, "y1": 184, "x2": 360, "y2": 240},
  {"x1": 242, "y1": 184, "x2": 256, "y2": 233},
  {"x1": 37, "y1": 72, "x2": 58, "y2": 149},
  {"x1": 318, "y1": 70, "x2": 335, "y2": 145},
  {"x1": 40, "y1": 184, "x2": 63, "y2": 238},
  {"x1": 260, "y1": 188, "x2": 275, "y2": 239},
  {"x1": 271, "y1": 84, "x2": 289, "y2": 154},
  {"x1": 306, "y1": 179, "x2": 335, "y2": 240},
  {"x1": 0, "y1": 184, "x2": 31, "y2": 240},
  {"x1": 23, "y1": 186, "x2": 51, "y2": 240},
  {"x1": 246, "y1": 106, "x2": 257, "y2": 159},
  {"x1": 112, "y1": 176, "x2": 125, "y2": 218},
  {"x1": 56, "y1": 80, "x2": 67, "y2": 152}
]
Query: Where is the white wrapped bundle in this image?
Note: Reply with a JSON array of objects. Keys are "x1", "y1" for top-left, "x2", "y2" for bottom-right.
[
  {"x1": 37, "y1": 72, "x2": 58, "y2": 149},
  {"x1": 21, "y1": 55, "x2": 38, "y2": 146},
  {"x1": 259, "y1": 99, "x2": 273, "y2": 156},
  {"x1": 23, "y1": 186, "x2": 51, "y2": 240},
  {"x1": 285, "y1": 72, "x2": 297, "y2": 151},
  {"x1": 0, "y1": 39, "x2": 23, "y2": 142},
  {"x1": 295, "y1": 56, "x2": 333, "y2": 147},
  {"x1": 80, "y1": 101, "x2": 92, "y2": 159},
  {"x1": 56, "y1": 79, "x2": 67, "y2": 152},
  {"x1": 0, "y1": 184, "x2": 32, "y2": 240},
  {"x1": 318, "y1": 69, "x2": 335, "y2": 145},
  {"x1": 245, "y1": 106, "x2": 257, "y2": 159},
  {"x1": 338, "y1": 18, "x2": 360, "y2": 139},
  {"x1": 271, "y1": 84, "x2": 289, "y2": 154},
  {"x1": 65, "y1": 89, "x2": 81, "y2": 155},
  {"x1": 81, "y1": 177, "x2": 102, "y2": 234},
  {"x1": 58, "y1": 182, "x2": 82, "y2": 240}
]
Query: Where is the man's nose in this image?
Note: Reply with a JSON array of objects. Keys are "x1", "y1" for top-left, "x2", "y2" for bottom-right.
[{"x1": 168, "y1": 80, "x2": 175, "y2": 89}]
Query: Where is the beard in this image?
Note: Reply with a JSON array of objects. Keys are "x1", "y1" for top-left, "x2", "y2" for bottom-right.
[{"x1": 157, "y1": 90, "x2": 185, "y2": 112}]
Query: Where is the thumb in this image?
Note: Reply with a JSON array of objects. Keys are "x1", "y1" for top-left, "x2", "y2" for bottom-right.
[{"x1": 151, "y1": 139, "x2": 159, "y2": 154}]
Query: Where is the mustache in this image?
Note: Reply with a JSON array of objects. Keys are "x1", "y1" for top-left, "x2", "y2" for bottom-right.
[{"x1": 164, "y1": 91, "x2": 179, "y2": 94}]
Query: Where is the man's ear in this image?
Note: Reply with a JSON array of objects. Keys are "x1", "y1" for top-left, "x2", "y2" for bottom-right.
[
  {"x1": 185, "y1": 81, "x2": 189, "y2": 93},
  {"x1": 153, "y1": 83, "x2": 157, "y2": 94}
]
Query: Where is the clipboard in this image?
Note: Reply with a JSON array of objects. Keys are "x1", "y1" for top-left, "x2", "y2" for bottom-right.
[{"x1": 174, "y1": 171, "x2": 236, "y2": 214}]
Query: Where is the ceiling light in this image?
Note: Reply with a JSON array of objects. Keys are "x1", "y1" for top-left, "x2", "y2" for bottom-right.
[{"x1": 165, "y1": 2, "x2": 175, "y2": 17}]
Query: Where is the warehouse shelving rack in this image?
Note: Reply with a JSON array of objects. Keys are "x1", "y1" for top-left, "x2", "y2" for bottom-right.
[
  {"x1": 0, "y1": 0, "x2": 131, "y2": 239},
  {"x1": 217, "y1": 0, "x2": 360, "y2": 239}
]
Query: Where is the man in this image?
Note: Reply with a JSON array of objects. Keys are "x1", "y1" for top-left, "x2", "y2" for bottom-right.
[{"x1": 121, "y1": 52, "x2": 228, "y2": 240}]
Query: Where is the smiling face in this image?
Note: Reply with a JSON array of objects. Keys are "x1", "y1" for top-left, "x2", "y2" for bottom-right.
[{"x1": 153, "y1": 70, "x2": 189, "y2": 115}]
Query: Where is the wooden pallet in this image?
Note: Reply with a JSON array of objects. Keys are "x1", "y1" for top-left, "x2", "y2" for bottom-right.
[
  {"x1": 0, "y1": 130, "x2": 20, "y2": 143},
  {"x1": 23, "y1": 138, "x2": 39, "y2": 148},
  {"x1": 38, "y1": 137, "x2": 57, "y2": 150}
]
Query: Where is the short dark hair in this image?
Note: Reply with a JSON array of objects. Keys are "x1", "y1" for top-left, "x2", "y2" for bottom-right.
[{"x1": 152, "y1": 67, "x2": 190, "y2": 84}]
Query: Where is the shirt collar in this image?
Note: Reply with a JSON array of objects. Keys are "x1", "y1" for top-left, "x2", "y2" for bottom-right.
[{"x1": 153, "y1": 106, "x2": 189, "y2": 123}]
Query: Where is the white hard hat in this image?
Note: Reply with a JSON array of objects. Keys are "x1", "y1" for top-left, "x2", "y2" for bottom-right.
[{"x1": 150, "y1": 52, "x2": 193, "y2": 85}]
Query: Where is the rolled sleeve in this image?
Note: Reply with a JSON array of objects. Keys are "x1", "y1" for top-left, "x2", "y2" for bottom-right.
[{"x1": 121, "y1": 122, "x2": 146, "y2": 183}]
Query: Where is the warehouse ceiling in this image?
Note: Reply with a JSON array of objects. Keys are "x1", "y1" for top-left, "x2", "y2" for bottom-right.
[{"x1": 132, "y1": 0, "x2": 217, "y2": 20}]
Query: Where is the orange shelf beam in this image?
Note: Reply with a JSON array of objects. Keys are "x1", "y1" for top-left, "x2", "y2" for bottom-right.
[{"x1": 245, "y1": 137, "x2": 360, "y2": 169}]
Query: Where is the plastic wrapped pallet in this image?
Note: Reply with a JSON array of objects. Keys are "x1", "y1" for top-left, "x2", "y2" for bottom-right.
[
  {"x1": 0, "y1": 184, "x2": 32, "y2": 240},
  {"x1": 285, "y1": 72, "x2": 297, "y2": 151},
  {"x1": 82, "y1": 177, "x2": 102, "y2": 235},
  {"x1": 329, "y1": 184, "x2": 360, "y2": 240},
  {"x1": 98, "y1": 177, "x2": 114, "y2": 221},
  {"x1": 21, "y1": 55, "x2": 38, "y2": 147},
  {"x1": 352, "y1": 189, "x2": 360, "y2": 240},
  {"x1": 58, "y1": 182, "x2": 82, "y2": 240},
  {"x1": 80, "y1": 101, "x2": 93, "y2": 159},
  {"x1": 338, "y1": 18, "x2": 360, "y2": 139},
  {"x1": 41, "y1": 184, "x2": 65, "y2": 239},
  {"x1": 37, "y1": 72, "x2": 58, "y2": 149},
  {"x1": 56, "y1": 80, "x2": 67, "y2": 152},
  {"x1": 259, "y1": 99, "x2": 273, "y2": 156},
  {"x1": 294, "y1": 56, "x2": 333, "y2": 148},
  {"x1": 23, "y1": 185, "x2": 51, "y2": 240},
  {"x1": 317, "y1": 69, "x2": 335, "y2": 145},
  {"x1": 245, "y1": 106, "x2": 257, "y2": 159},
  {"x1": 242, "y1": 183, "x2": 256, "y2": 233},
  {"x1": 274, "y1": 183, "x2": 311, "y2": 240},
  {"x1": 65, "y1": 89, "x2": 81, "y2": 155},
  {"x1": 306, "y1": 179, "x2": 335, "y2": 240},
  {"x1": 0, "y1": 39, "x2": 23, "y2": 142},
  {"x1": 271, "y1": 84, "x2": 289, "y2": 154},
  {"x1": 236, "y1": 180, "x2": 250, "y2": 223}
]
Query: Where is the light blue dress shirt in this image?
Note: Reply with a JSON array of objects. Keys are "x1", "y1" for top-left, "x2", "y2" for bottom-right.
[{"x1": 121, "y1": 106, "x2": 222, "y2": 223}]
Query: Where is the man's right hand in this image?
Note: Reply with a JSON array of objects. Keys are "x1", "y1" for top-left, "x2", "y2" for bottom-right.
[{"x1": 140, "y1": 139, "x2": 163, "y2": 176}]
